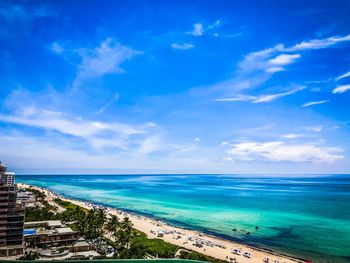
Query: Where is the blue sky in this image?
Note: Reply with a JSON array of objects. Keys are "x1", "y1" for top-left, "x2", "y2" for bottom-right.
[{"x1": 1, "y1": 0, "x2": 350, "y2": 174}]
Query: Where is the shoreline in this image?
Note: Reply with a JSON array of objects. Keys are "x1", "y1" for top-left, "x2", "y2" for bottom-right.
[{"x1": 18, "y1": 183, "x2": 305, "y2": 263}]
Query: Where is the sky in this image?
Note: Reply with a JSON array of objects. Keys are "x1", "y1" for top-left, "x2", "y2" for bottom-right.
[{"x1": 0, "y1": 0, "x2": 350, "y2": 174}]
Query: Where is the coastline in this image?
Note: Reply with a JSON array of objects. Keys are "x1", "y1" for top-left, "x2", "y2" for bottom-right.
[{"x1": 18, "y1": 183, "x2": 304, "y2": 263}]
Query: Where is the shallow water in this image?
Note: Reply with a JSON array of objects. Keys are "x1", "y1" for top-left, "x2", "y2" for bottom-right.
[{"x1": 17, "y1": 174, "x2": 350, "y2": 262}]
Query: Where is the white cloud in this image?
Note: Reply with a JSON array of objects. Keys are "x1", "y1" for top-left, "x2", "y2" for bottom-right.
[
  {"x1": 186, "y1": 20, "x2": 226, "y2": 37},
  {"x1": 224, "y1": 157, "x2": 234, "y2": 162},
  {"x1": 254, "y1": 87, "x2": 304, "y2": 103},
  {"x1": 73, "y1": 38, "x2": 141, "y2": 87},
  {"x1": 226, "y1": 141, "x2": 344, "y2": 163},
  {"x1": 287, "y1": 34, "x2": 350, "y2": 51},
  {"x1": 188, "y1": 23, "x2": 204, "y2": 36},
  {"x1": 0, "y1": 4, "x2": 28, "y2": 21},
  {"x1": 268, "y1": 54, "x2": 301, "y2": 66},
  {"x1": 302, "y1": 100, "x2": 330, "y2": 107},
  {"x1": 171, "y1": 43, "x2": 194, "y2": 50},
  {"x1": 333, "y1": 84, "x2": 350, "y2": 94},
  {"x1": 208, "y1": 46, "x2": 300, "y2": 94},
  {"x1": 49, "y1": 42, "x2": 65, "y2": 54},
  {"x1": 50, "y1": 38, "x2": 141, "y2": 89},
  {"x1": 216, "y1": 86, "x2": 304, "y2": 103},
  {"x1": 335, "y1": 71, "x2": 350, "y2": 82},
  {"x1": 0, "y1": 3, "x2": 56, "y2": 22},
  {"x1": 233, "y1": 124, "x2": 274, "y2": 135},
  {"x1": 94, "y1": 93, "x2": 120, "y2": 115},
  {"x1": 237, "y1": 34, "x2": 350, "y2": 77},
  {"x1": 208, "y1": 19, "x2": 221, "y2": 29},
  {"x1": 237, "y1": 44, "x2": 284, "y2": 74},
  {"x1": 195, "y1": 33, "x2": 350, "y2": 101},
  {"x1": 0, "y1": 106, "x2": 158, "y2": 151},
  {"x1": 281, "y1": 133, "x2": 304, "y2": 139},
  {"x1": 304, "y1": 126, "x2": 323, "y2": 133},
  {"x1": 215, "y1": 95, "x2": 256, "y2": 102},
  {"x1": 137, "y1": 135, "x2": 163, "y2": 155}
]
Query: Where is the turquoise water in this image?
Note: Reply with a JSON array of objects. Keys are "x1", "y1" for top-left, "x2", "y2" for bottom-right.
[{"x1": 17, "y1": 174, "x2": 350, "y2": 262}]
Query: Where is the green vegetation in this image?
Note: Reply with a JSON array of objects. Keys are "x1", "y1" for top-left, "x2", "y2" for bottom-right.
[
  {"x1": 23, "y1": 190, "x2": 216, "y2": 262},
  {"x1": 53, "y1": 198, "x2": 72, "y2": 208},
  {"x1": 76, "y1": 208, "x2": 107, "y2": 239},
  {"x1": 179, "y1": 250, "x2": 226, "y2": 263},
  {"x1": 54, "y1": 198, "x2": 88, "y2": 211},
  {"x1": 23, "y1": 188, "x2": 58, "y2": 221},
  {"x1": 106, "y1": 214, "x2": 119, "y2": 237},
  {"x1": 113, "y1": 230, "x2": 178, "y2": 259},
  {"x1": 24, "y1": 206, "x2": 58, "y2": 222},
  {"x1": 109, "y1": 230, "x2": 225, "y2": 262}
]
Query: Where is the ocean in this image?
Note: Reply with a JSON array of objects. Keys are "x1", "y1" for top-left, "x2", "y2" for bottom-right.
[{"x1": 16, "y1": 174, "x2": 350, "y2": 263}]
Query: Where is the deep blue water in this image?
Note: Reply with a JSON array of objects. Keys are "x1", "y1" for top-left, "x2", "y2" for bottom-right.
[{"x1": 17, "y1": 174, "x2": 350, "y2": 262}]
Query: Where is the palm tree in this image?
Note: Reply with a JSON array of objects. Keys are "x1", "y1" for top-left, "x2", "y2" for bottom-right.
[
  {"x1": 114, "y1": 217, "x2": 134, "y2": 249},
  {"x1": 95, "y1": 208, "x2": 107, "y2": 237},
  {"x1": 82, "y1": 208, "x2": 106, "y2": 239},
  {"x1": 105, "y1": 215, "x2": 119, "y2": 238}
]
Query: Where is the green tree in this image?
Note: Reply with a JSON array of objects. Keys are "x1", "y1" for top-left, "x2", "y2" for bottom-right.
[
  {"x1": 114, "y1": 217, "x2": 134, "y2": 249},
  {"x1": 80, "y1": 208, "x2": 106, "y2": 240},
  {"x1": 105, "y1": 214, "x2": 119, "y2": 238}
]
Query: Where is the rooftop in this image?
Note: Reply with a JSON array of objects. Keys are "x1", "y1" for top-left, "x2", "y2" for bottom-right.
[
  {"x1": 55, "y1": 227, "x2": 75, "y2": 234},
  {"x1": 24, "y1": 220, "x2": 63, "y2": 228}
]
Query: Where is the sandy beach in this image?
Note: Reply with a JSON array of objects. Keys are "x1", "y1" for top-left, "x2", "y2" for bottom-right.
[{"x1": 18, "y1": 183, "x2": 304, "y2": 263}]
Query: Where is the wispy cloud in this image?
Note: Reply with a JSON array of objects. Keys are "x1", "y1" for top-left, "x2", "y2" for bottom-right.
[
  {"x1": 73, "y1": 38, "x2": 141, "y2": 88},
  {"x1": 335, "y1": 71, "x2": 350, "y2": 82},
  {"x1": 216, "y1": 86, "x2": 304, "y2": 103},
  {"x1": 302, "y1": 100, "x2": 330, "y2": 107},
  {"x1": 0, "y1": 3, "x2": 57, "y2": 22},
  {"x1": 0, "y1": 3, "x2": 57, "y2": 37},
  {"x1": 187, "y1": 23, "x2": 204, "y2": 36},
  {"x1": 303, "y1": 125, "x2": 323, "y2": 132},
  {"x1": 171, "y1": 43, "x2": 194, "y2": 50},
  {"x1": 268, "y1": 54, "x2": 301, "y2": 68},
  {"x1": 186, "y1": 20, "x2": 225, "y2": 37},
  {"x1": 233, "y1": 124, "x2": 274, "y2": 135},
  {"x1": 51, "y1": 38, "x2": 142, "y2": 89},
  {"x1": 281, "y1": 133, "x2": 304, "y2": 139},
  {"x1": 237, "y1": 47, "x2": 300, "y2": 76},
  {"x1": 286, "y1": 34, "x2": 350, "y2": 51},
  {"x1": 333, "y1": 84, "x2": 350, "y2": 94},
  {"x1": 94, "y1": 93, "x2": 120, "y2": 115},
  {"x1": 193, "y1": 33, "x2": 350, "y2": 101},
  {"x1": 49, "y1": 42, "x2": 65, "y2": 54},
  {"x1": 236, "y1": 34, "x2": 350, "y2": 82},
  {"x1": 200, "y1": 47, "x2": 301, "y2": 96},
  {"x1": 0, "y1": 106, "x2": 158, "y2": 151},
  {"x1": 208, "y1": 19, "x2": 221, "y2": 29},
  {"x1": 0, "y1": 4, "x2": 28, "y2": 21},
  {"x1": 226, "y1": 140, "x2": 343, "y2": 162}
]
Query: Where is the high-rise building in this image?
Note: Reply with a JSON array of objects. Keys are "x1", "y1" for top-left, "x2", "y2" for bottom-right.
[
  {"x1": 0, "y1": 162, "x2": 24, "y2": 257},
  {"x1": 0, "y1": 172, "x2": 15, "y2": 187}
]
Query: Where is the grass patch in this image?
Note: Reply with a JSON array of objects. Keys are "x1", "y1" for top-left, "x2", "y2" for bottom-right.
[
  {"x1": 179, "y1": 250, "x2": 226, "y2": 263},
  {"x1": 132, "y1": 230, "x2": 179, "y2": 258},
  {"x1": 54, "y1": 198, "x2": 88, "y2": 212}
]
